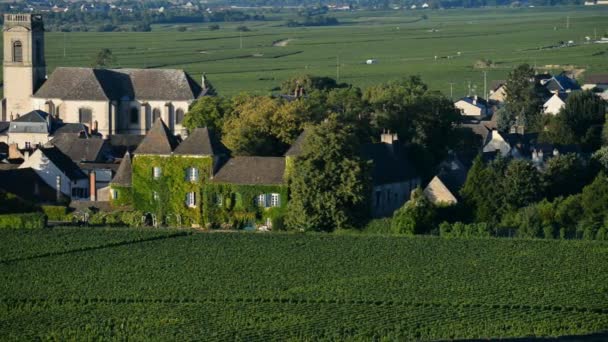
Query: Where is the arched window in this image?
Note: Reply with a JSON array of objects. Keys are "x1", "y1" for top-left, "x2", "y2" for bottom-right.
[
  {"x1": 175, "y1": 109, "x2": 185, "y2": 125},
  {"x1": 12, "y1": 41, "x2": 23, "y2": 62},
  {"x1": 79, "y1": 108, "x2": 92, "y2": 125},
  {"x1": 130, "y1": 107, "x2": 139, "y2": 124},
  {"x1": 152, "y1": 108, "x2": 161, "y2": 123}
]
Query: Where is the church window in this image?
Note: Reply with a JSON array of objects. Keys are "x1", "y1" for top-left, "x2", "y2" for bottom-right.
[
  {"x1": 175, "y1": 109, "x2": 185, "y2": 125},
  {"x1": 78, "y1": 108, "x2": 92, "y2": 125},
  {"x1": 152, "y1": 108, "x2": 161, "y2": 123},
  {"x1": 12, "y1": 41, "x2": 23, "y2": 62},
  {"x1": 130, "y1": 108, "x2": 139, "y2": 124}
]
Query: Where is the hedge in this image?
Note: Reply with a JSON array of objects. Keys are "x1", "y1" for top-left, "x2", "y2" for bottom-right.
[
  {"x1": 41, "y1": 205, "x2": 69, "y2": 221},
  {"x1": 0, "y1": 213, "x2": 46, "y2": 229}
]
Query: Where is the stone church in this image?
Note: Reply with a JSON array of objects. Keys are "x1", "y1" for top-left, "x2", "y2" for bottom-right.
[{"x1": 1, "y1": 14, "x2": 205, "y2": 138}]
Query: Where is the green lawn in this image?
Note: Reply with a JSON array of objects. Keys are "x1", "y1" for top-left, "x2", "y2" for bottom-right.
[
  {"x1": 1, "y1": 228, "x2": 607, "y2": 340},
  {"x1": 2, "y1": 7, "x2": 607, "y2": 97}
]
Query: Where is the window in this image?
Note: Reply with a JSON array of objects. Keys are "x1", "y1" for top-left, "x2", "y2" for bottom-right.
[
  {"x1": 175, "y1": 109, "x2": 185, "y2": 125},
  {"x1": 152, "y1": 108, "x2": 161, "y2": 123},
  {"x1": 186, "y1": 167, "x2": 199, "y2": 182},
  {"x1": 79, "y1": 108, "x2": 92, "y2": 125},
  {"x1": 130, "y1": 108, "x2": 139, "y2": 124},
  {"x1": 215, "y1": 194, "x2": 223, "y2": 206},
  {"x1": 186, "y1": 192, "x2": 196, "y2": 207},
  {"x1": 153, "y1": 166, "x2": 162, "y2": 179},
  {"x1": 12, "y1": 41, "x2": 22, "y2": 62},
  {"x1": 112, "y1": 189, "x2": 118, "y2": 200},
  {"x1": 153, "y1": 191, "x2": 159, "y2": 201},
  {"x1": 25, "y1": 142, "x2": 31, "y2": 149},
  {"x1": 256, "y1": 194, "x2": 267, "y2": 208},
  {"x1": 270, "y1": 193, "x2": 280, "y2": 207}
]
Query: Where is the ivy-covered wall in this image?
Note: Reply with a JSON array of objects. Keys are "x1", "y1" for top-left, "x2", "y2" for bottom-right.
[
  {"x1": 132, "y1": 155, "x2": 213, "y2": 226},
  {"x1": 202, "y1": 183, "x2": 288, "y2": 230},
  {"x1": 109, "y1": 185, "x2": 132, "y2": 207}
]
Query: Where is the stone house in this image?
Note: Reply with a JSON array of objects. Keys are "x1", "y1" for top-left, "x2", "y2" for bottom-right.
[
  {"x1": 454, "y1": 96, "x2": 491, "y2": 118},
  {"x1": 582, "y1": 74, "x2": 608, "y2": 100},
  {"x1": 543, "y1": 93, "x2": 568, "y2": 115},
  {"x1": 0, "y1": 110, "x2": 87, "y2": 149}
]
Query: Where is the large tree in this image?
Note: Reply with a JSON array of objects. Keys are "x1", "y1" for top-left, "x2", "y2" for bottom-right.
[
  {"x1": 502, "y1": 64, "x2": 544, "y2": 131},
  {"x1": 183, "y1": 96, "x2": 232, "y2": 134},
  {"x1": 285, "y1": 115, "x2": 370, "y2": 231},
  {"x1": 541, "y1": 91, "x2": 605, "y2": 150},
  {"x1": 391, "y1": 188, "x2": 436, "y2": 235}
]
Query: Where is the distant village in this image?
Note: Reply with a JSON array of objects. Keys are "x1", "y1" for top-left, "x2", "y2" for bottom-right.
[{"x1": 0, "y1": 13, "x2": 607, "y2": 232}]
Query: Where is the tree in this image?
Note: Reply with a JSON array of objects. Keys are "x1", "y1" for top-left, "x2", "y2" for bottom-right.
[
  {"x1": 460, "y1": 155, "x2": 506, "y2": 224},
  {"x1": 285, "y1": 115, "x2": 370, "y2": 231},
  {"x1": 391, "y1": 188, "x2": 436, "y2": 235},
  {"x1": 280, "y1": 74, "x2": 342, "y2": 95},
  {"x1": 503, "y1": 64, "x2": 543, "y2": 131},
  {"x1": 221, "y1": 95, "x2": 304, "y2": 156},
  {"x1": 502, "y1": 159, "x2": 543, "y2": 212},
  {"x1": 183, "y1": 96, "x2": 232, "y2": 134},
  {"x1": 543, "y1": 154, "x2": 588, "y2": 199},
  {"x1": 581, "y1": 172, "x2": 608, "y2": 226},
  {"x1": 541, "y1": 91, "x2": 606, "y2": 149},
  {"x1": 92, "y1": 48, "x2": 116, "y2": 68}
]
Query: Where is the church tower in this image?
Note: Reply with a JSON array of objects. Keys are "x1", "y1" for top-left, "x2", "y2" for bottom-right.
[{"x1": 2, "y1": 14, "x2": 46, "y2": 121}]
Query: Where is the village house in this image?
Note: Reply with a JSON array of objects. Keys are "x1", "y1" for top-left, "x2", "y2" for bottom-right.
[
  {"x1": 541, "y1": 73, "x2": 581, "y2": 94},
  {"x1": 423, "y1": 153, "x2": 468, "y2": 205},
  {"x1": 1, "y1": 14, "x2": 207, "y2": 138},
  {"x1": 489, "y1": 81, "x2": 507, "y2": 104},
  {"x1": 543, "y1": 92, "x2": 568, "y2": 115},
  {"x1": 454, "y1": 96, "x2": 491, "y2": 118},
  {"x1": 582, "y1": 74, "x2": 608, "y2": 100}
]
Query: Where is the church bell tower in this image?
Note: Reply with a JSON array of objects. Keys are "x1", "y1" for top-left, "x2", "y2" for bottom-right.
[{"x1": 2, "y1": 14, "x2": 46, "y2": 120}]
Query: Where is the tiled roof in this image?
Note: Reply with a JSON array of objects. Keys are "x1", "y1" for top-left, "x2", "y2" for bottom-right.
[
  {"x1": 52, "y1": 122, "x2": 88, "y2": 135},
  {"x1": 111, "y1": 152, "x2": 132, "y2": 187},
  {"x1": 134, "y1": 119, "x2": 179, "y2": 155},
  {"x1": 40, "y1": 146, "x2": 87, "y2": 180},
  {"x1": 585, "y1": 74, "x2": 608, "y2": 84},
  {"x1": 34, "y1": 67, "x2": 203, "y2": 101},
  {"x1": 285, "y1": 130, "x2": 307, "y2": 156},
  {"x1": 50, "y1": 135, "x2": 108, "y2": 162},
  {"x1": 361, "y1": 143, "x2": 417, "y2": 185},
  {"x1": 173, "y1": 128, "x2": 228, "y2": 156},
  {"x1": 212, "y1": 157, "x2": 285, "y2": 185}
]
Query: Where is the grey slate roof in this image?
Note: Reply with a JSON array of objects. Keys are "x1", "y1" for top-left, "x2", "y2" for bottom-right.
[
  {"x1": 545, "y1": 74, "x2": 581, "y2": 92},
  {"x1": 212, "y1": 157, "x2": 285, "y2": 185},
  {"x1": 134, "y1": 119, "x2": 179, "y2": 155},
  {"x1": 585, "y1": 74, "x2": 608, "y2": 84},
  {"x1": 108, "y1": 134, "x2": 144, "y2": 157},
  {"x1": 34, "y1": 67, "x2": 203, "y2": 101},
  {"x1": 40, "y1": 146, "x2": 87, "y2": 180},
  {"x1": 52, "y1": 122, "x2": 88, "y2": 136},
  {"x1": 0, "y1": 168, "x2": 68, "y2": 204},
  {"x1": 12, "y1": 110, "x2": 48, "y2": 123},
  {"x1": 174, "y1": 127, "x2": 228, "y2": 156},
  {"x1": 50, "y1": 135, "x2": 108, "y2": 162},
  {"x1": 111, "y1": 152, "x2": 132, "y2": 187},
  {"x1": 361, "y1": 143, "x2": 417, "y2": 185},
  {"x1": 285, "y1": 130, "x2": 307, "y2": 157},
  {"x1": 0, "y1": 122, "x2": 9, "y2": 135}
]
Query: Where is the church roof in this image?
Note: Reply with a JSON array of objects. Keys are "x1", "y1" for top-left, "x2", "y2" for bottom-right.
[
  {"x1": 34, "y1": 67, "x2": 203, "y2": 101},
  {"x1": 173, "y1": 127, "x2": 228, "y2": 156},
  {"x1": 111, "y1": 152, "x2": 132, "y2": 187},
  {"x1": 134, "y1": 119, "x2": 179, "y2": 155}
]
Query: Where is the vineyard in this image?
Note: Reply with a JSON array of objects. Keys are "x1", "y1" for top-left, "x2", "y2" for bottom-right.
[{"x1": 1, "y1": 229, "x2": 608, "y2": 340}]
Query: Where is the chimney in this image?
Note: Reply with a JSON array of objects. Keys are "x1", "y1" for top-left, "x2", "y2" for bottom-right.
[
  {"x1": 553, "y1": 148, "x2": 559, "y2": 157},
  {"x1": 89, "y1": 171, "x2": 96, "y2": 202},
  {"x1": 8, "y1": 144, "x2": 23, "y2": 160},
  {"x1": 381, "y1": 130, "x2": 398, "y2": 145},
  {"x1": 201, "y1": 74, "x2": 207, "y2": 90},
  {"x1": 473, "y1": 95, "x2": 478, "y2": 105},
  {"x1": 24, "y1": 151, "x2": 30, "y2": 161},
  {"x1": 56, "y1": 175, "x2": 62, "y2": 203}
]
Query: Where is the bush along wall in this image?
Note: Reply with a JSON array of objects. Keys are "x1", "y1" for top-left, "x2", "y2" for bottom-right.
[
  {"x1": 41, "y1": 205, "x2": 69, "y2": 221},
  {"x1": 131, "y1": 155, "x2": 213, "y2": 227},
  {"x1": 0, "y1": 213, "x2": 46, "y2": 229},
  {"x1": 202, "y1": 183, "x2": 288, "y2": 230}
]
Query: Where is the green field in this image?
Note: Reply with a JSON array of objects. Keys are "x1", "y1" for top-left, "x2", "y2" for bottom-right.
[
  {"x1": 1, "y1": 7, "x2": 605, "y2": 97},
  {"x1": 1, "y1": 227, "x2": 608, "y2": 340}
]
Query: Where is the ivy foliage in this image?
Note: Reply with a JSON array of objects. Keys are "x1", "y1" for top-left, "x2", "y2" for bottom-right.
[
  {"x1": 203, "y1": 183, "x2": 288, "y2": 230},
  {"x1": 131, "y1": 155, "x2": 213, "y2": 226}
]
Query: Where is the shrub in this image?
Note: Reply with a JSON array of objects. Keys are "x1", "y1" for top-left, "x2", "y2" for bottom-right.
[
  {"x1": 41, "y1": 205, "x2": 69, "y2": 221},
  {"x1": 236, "y1": 25, "x2": 250, "y2": 32},
  {"x1": 177, "y1": 26, "x2": 187, "y2": 32},
  {"x1": 209, "y1": 24, "x2": 220, "y2": 30},
  {"x1": 0, "y1": 213, "x2": 46, "y2": 229}
]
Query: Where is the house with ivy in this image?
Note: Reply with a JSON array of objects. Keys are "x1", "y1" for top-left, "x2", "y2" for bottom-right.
[{"x1": 110, "y1": 119, "x2": 287, "y2": 229}]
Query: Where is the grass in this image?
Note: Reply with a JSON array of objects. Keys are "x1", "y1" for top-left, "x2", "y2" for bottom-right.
[
  {"x1": 1, "y1": 227, "x2": 608, "y2": 340},
  {"x1": 2, "y1": 7, "x2": 607, "y2": 97}
]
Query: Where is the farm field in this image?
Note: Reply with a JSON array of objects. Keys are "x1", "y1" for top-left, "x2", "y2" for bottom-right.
[
  {"x1": 1, "y1": 7, "x2": 607, "y2": 97},
  {"x1": 1, "y1": 228, "x2": 608, "y2": 340}
]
